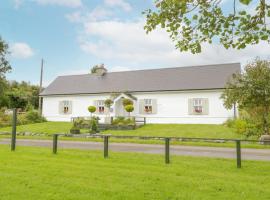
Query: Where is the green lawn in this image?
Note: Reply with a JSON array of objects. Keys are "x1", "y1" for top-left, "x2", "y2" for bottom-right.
[
  {"x1": 1, "y1": 122, "x2": 265, "y2": 148},
  {"x1": 0, "y1": 122, "x2": 73, "y2": 135},
  {"x1": 0, "y1": 121, "x2": 241, "y2": 138},
  {"x1": 0, "y1": 145, "x2": 270, "y2": 200}
]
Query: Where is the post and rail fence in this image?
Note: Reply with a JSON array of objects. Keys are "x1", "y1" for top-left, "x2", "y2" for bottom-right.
[
  {"x1": 7, "y1": 108, "x2": 270, "y2": 169},
  {"x1": 49, "y1": 133, "x2": 270, "y2": 168}
]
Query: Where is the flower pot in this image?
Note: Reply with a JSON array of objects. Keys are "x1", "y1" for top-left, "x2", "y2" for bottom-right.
[{"x1": 70, "y1": 129, "x2": 80, "y2": 134}]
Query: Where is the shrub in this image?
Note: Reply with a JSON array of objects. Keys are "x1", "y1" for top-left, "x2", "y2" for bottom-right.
[
  {"x1": 73, "y1": 118, "x2": 84, "y2": 128},
  {"x1": 88, "y1": 106, "x2": 96, "y2": 116},
  {"x1": 70, "y1": 126, "x2": 80, "y2": 134},
  {"x1": 234, "y1": 119, "x2": 248, "y2": 135},
  {"x1": 125, "y1": 105, "x2": 134, "y2": 117},
  {"x1": 89, "y1": 116, "x2": 99, "y2": 134},
  {"x1": 25, "y1": 110, "x2": 47, "y2": 123},
  {"x1": 112, "y1": 117, "x2": 135, "y2": 126},
  {"x1": 224, "y1": 118, "x2": 263, "y2": 137},
  {"x1": 122, "y1": 98, "x2": 133, "y2": 106},
  {"x1": 104, "y1": 99, "x2": 113, "y2": 108}
]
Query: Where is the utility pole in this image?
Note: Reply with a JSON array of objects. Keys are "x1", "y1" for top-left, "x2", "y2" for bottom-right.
[{"x1": 38, "y1": 59, "x2": 44, "y2": 115}]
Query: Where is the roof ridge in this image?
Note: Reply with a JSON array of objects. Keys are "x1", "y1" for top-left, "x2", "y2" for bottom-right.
[{"x1": 57, "y1": 62, "x2": 240, "y2": 78}]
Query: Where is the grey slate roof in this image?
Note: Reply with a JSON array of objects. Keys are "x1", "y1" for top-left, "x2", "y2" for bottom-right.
[{"x1": 40, "y1": 63, "x2": 241, "y2": 96}]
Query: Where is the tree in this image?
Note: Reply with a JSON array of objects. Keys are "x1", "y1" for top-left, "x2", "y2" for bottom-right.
[
  {"x1": 0, "y1": 37, "x2": 11, "y2": 101},
  {"x1": 90, "y1": 65, "x2": 99, "y2": 74},
  {"x1": 144, "y1": 0, "x2": 270, "y2": 54},
  {"x1": 104, "y1": 99, "x2": 113, "y2": 111},
  {"x1": 104, "y1": 98, "x2": 113, "y2": 120},
  {"x1": 0, "y1": 37, "x2": 11, "y2": 78},
  {"x1": 221, "y1": 59, "x2": 270, "y2": 135},
  {"x1": 3, "y1": 81, "x2": 40, "y2": 110},
  {"x1": 88, "y1": 106, "x2": 96, "y2": 117},
  {"x1": 124, "y1": 105, "x2": 134, "y2": 117}
]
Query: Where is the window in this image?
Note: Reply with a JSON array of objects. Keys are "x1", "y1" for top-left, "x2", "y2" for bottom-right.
[
  {"x1": 193, "y1": 99, "x2": 203, "y2": 114},
  {"x1": 144, "y1": 99, "x2": 153, "y2": 114},
  {"x1": 60, "y1": 100, "x2": 72, "y2": 114},
  {"x1": 97, "y1": 100, "x2": 105, "y2": 114}
]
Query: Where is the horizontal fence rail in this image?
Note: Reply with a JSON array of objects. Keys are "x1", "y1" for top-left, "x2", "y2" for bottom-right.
[{"x1": 49, "y1": 133, "x2": 270, "y2": 169}]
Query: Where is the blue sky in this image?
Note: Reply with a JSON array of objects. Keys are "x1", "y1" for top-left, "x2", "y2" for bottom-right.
[{"x1": 1, "y1": 0, "x2": 269, "y2": 86}]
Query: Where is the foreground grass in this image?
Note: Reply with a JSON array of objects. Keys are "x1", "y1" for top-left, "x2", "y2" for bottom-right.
[{"x1": 0, "y1": 145, "x2": 270, "y2": 200}]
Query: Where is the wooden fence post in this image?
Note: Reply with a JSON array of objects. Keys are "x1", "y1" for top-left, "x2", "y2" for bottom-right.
[
  {"x1": 144, "y1": 117, "x2": 146, "y2": 125},
  {"x1": 104, "y1": 136, "x2": 109, "y2": 158},
  {"x1": 53, "y1": 134, "x2": 58, "y2": 154},
  {"x1": 11, "y1": 108, "x2": 17, "y2": 151},
  {"x1": 165, "y1": 138, "x2": 170, "y2": 164},
  {"x1": 236, "y1": 140, "x2": 241, "y2": 168}
]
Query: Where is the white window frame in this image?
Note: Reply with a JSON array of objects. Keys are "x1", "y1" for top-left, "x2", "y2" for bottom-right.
[
  {"x1": 62, "y1": 100, "x2": 71, "y2": 114},
  {"x1": 193, "y1": 98, "x2": 203, "y2": 114},
  {"x1": 97, "y1": 100, "x2": 105, "y2": 114},
  {"x1": 144, "y1": 99, "x2": 153, "y2": 114}
]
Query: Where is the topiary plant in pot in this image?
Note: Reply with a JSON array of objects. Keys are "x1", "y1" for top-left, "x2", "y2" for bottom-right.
[
  {"x1": 124, "y1": 105, "x2": 134, "y2": 118},
  {"x1": 88, "y1": 106, "x2": 96, "y2": 117}
]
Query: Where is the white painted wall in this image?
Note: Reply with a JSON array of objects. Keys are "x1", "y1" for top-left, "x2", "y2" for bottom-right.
[{"x1": 42, "y1": 90, "x2": 235, "y2": 124}]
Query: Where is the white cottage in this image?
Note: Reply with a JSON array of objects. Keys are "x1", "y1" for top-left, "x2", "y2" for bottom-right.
[{"x1": 40, "y1": 63, "x2": 240, "y2": 124}]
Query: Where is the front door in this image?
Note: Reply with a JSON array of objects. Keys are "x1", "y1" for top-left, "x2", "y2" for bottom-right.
[{"x1": 115, "y1": 98, "x2": 130, "y2": 117}]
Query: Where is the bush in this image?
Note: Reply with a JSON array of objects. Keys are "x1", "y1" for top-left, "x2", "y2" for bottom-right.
[
  {"x1": 70, "y1": 126, "x2": 80, "y2": 134},
  {"x1": 25, "y1": 110, "x2": 47, "y2": 123},
  {"x1": 224, "y1": 118, "x2": 262, "y2": 137},
  {"x1": 89, "y1": 116, "x2": 99, "y2": 134},
  {"x1": 112, "y1": 117, "x2": 135, "y2": 126},
  {"x1": 234, "y1": 119, "x2": 248, "y2": 135},
  {"x1": 88, "y1": 106, "x2": 96, "y2": 115},
  {"x1": 122, "y1": 98, "x2": 133, "y2": 106},
  {"x1": 0, "y1": 109, "x2": 46, "y2": 128},
  {"x1": 125, "y1": 105, "x2": 134, "y2": 113}
]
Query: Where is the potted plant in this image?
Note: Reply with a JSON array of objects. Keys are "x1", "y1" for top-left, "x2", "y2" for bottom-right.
[
  {"x1": 125, "y1": 105, "x2": 134, "y2": 118},
  {"x1": 70, "y1": 126, "x2": 80, "y2": 134},
  {"x1": 88, "y1": 106, "x2": 96, "y2": 117},
  {"x1": 122, "y1": 98, "x2": 133, "y2": 107},
  {"x1": 104, "y1": 98, "x2": 113, "y2": 124}
]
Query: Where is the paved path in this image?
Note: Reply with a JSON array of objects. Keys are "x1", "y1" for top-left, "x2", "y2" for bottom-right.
[{"x1": 0, "y1": 138, "x2": 270, "y2": 161}]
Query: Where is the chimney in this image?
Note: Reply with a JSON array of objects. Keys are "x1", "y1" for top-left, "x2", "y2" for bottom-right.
[{"x1": 94, "y1": 64, "x2": 107, "y2": 76}]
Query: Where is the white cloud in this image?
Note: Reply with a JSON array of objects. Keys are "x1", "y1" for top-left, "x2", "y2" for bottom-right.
[
  {"x1": 10, "y1": 43, "x2": 34, "y2": 59},
  {"x1": 104, "y1": 0, "x2": 132, "y2": 11},
  {"x1": 65, "y1": 11, "x2": 82, "y2": 23},
  {"x1": 78, "y1": 18, "x2": 270, "y2": 68},
  {"x1": 13, "y1": 0, "x2": 23, "y2": 9},
  {"x1": 35, "y1": 0, "x2": 82, "y2": 8}
]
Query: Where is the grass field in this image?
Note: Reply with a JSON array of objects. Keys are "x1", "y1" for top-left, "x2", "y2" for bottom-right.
[
  {"x1": 0, "y1": 145, "x2": 270, "y2": 200},
  {"x1": 1, "y1": 122, "x2": 266, "y2": 148},
  {"x1": 0, "y1": 121, "x2": 242, "y2": 138}
]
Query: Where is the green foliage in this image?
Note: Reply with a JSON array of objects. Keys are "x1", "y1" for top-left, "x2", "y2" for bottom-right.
[
  {"x1": 70, "y1": 126, "x2": 80, "y2": 134},
  {"x1": 144, "y1": 1, "x2": 270, "y2": 54},
  {"x1": 90, "y1": 65, "x2": 99, "y2": 74},
  {"x1": 0, "y1": 81, "x2": 40, "y2": 110},
  {"x1": 112, "y1": 117, "x2": 135, "y2": 126},
  {"x1": 125, "y1": 105, "x2": 134, "y2": 113},
  {"x1": 0, "y1": 109, "x2": 46, "y2": 127},
  {"x1": 221, "y1": 59, "x2": 270, "y2": 135},
  {"x1": 0, "y1": 37, "x2": 11, "y2": 78},
  {"x1": 104, "y1": 99, "x2": 113, "y2": 108},
  {"x1": 122, "y1": 98, "x2": 133, "y2": 107},
  {"x1": 25, "y1": 110, "x2": 46, "y2": 123},
  {"x1": 88, "y1": 106, "x2": 96, "y2": 113},
  {"x1": 90, "y1": 116, "x2": 99, "y2": 133}
]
